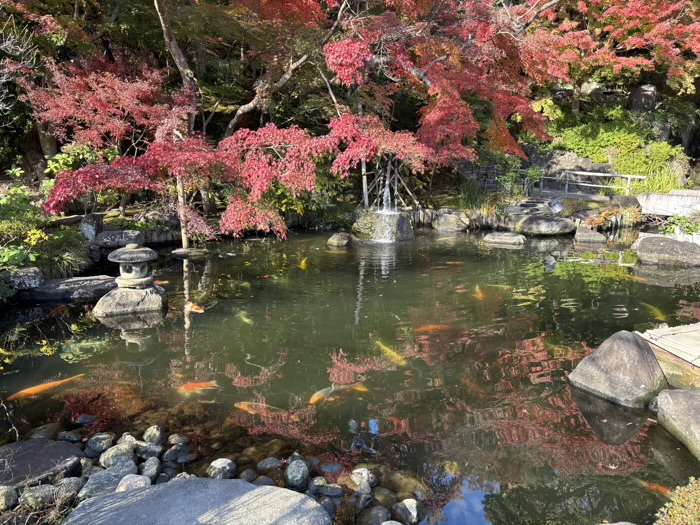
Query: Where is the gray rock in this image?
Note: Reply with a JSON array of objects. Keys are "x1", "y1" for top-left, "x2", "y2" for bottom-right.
[
  {"x1": 59, "y1": 429, "x2": 86, "y2": 443},
  {"x1": 95, "y1": 230, "x2": 145, "y2": 249},
  {"x1": 284, "y1": 459, "x2": 309, "y2": 491},
  {"x1": 575, "y1": 227, "x2": 607, "y2": 244},
  {"x1": 140, "y1": 457, "x2": 161, "y2": 482},
  {"x1": 19, "y1": 485, "x2": 57, "y2": 511},
  {"x1": 658, "y1": 390, "x2": 700, "y2": 462},
  {"x1": 77, "y1": 461, "x2": 137, "y2": 500},
  {"x1": 176, "y1": 452, "x2": 198, "y2": 464},
  {"x1": 0, "y1": 440, "x2": 84, "y2": 487},
  {"x1": 568, "y1": 330, "x2": 668, "y2": 408},
  {"x1": 638, "y1": 237, "x2": 700, "y2": 267},
  {"x1": 358, "y1": 506, "x2": 391, "y2": 525},
  {"x1": 252, "y1": 476, "x2": 275, "y2": 486},
  {"x1": 162, "y1": 444, "x2": 187, "y2": 463},
  {"x1": 391, "y1": 498, "x2": 426, "y2": 525},
  {"x1": 257, "y1": 457, "x2": 283, "y2": 472},
  {"x1": 515, "y1": 216, "x2": 576, "y2": 236},
  {"x1": 237, "y1": 469, "x2": 257, "y2": 482},
  {"x1": 319, "y1": 462, "x2": 342, "y2": 475},
  {"x1": 353, "y1": 210, "x2": 415, "y2": 242},
  {"x1": 116, "y1": 474, "x2": 151, "y2": 493},
  {"x1": 207, "y1": 458, "x2": 237, "y2": 479},
  {"x1": 319, "y1": 484, "x2": 343, "y2": 497},
  {"x1": 637, "y1": 192, "x2": 700, "y2": 217},
  {"x1": 0, "y1": 486, "x2": 18, "y2": 511},
  {"x1": 308, "y1": 476, "x2": 326, "y2": 495},
  {"x1": 84, "y1": 446, "x2": 101, "y2": 459},
  {"x1": 117, "y1": 432, "x2": 137, "y2": 445},
  {"x1": 134, "y1": 440, "x2": 163, "y2": 460},
  {"x1": 143, "y1": 426, "x2": 165, "y2": 445},
  {"x1": 63, "y1": 478, "x2": 331, "y2": 525},
  {"x1": 374, "y1": 487, "x2": 398, "y2": 508},
  {"x1": 173, "y1": 472, "x2": 195, "y2": 481},
  {"x1": 99, "y1": 443, "x2": 135, "y2": 468},
  {"x1": 10, "y1": 267, "x2": 44, "y2": 290},
  {"x1": 155, "y1": 474, "x2": 170, "y2": 485},
  {"x1": 79, "y1": 214, "x2": 104, "y2": 241},
  {"x1": 29, "y1": 422, "x2": 62, "y2": 440},
  {"x1": 380, "y1": 521, "x2": 403, "y2": 525},
  {"x1": 56, "y1": 477, "x2": 84, "y2": 505},
  {"x1": 431, "y1": 211, "x2": 468, "y2": 233},
  {"x1": 482, "y1": 232, "x2": 527, "y2": 246},
  {"x1": 93, "y1": 285, "x2": 167, "y2": 317},
  {"x1": 628, "y1": 84, "x2": 656, "y2": 113},
  {"x1": 75, "y1": 414, "x2": 96, "y2": 426},
  {"x1": 318, "y1": 496, "x2": 336, "y2": 520},
  {"x1": 327, "y1": 232, "x2": 352, "y2": 247},
  {"x1": 351, "y1": 468, "x2": 378, "y2": 488},
  {"x1": 88, "y1": 432, "x2": 116, "y2": 453},
  {"x1": 167, "y1": 434, "x2": 188, "y2": 446},
  {"x1": 19, "y1": 275, "x2": 117, "y2": 303},
  {"x1": 170, "y1": 248, "x2": 208, "y2": 260}
]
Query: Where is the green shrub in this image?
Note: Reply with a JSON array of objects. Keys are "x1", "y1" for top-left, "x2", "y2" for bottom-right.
[
  {"x1": 559, "y1": 122, "x2": 645, "y2": 163},
  {"x1": 459, "y1": 176, "x2": 482, "y2": 209},
  {"x1": 0, "y1": 186, "x2": 47, "y2": 243},
  {"x1": 35, "y1": 229, "x2": 91, "y2": 279},
  {"x1": 655, "y1": 477, "x2": 700, "y2": 525}
]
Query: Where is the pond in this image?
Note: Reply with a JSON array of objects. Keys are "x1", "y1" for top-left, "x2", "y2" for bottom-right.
[{"x1": 2, "y1": 231, "x2": 700, "y2": 525}]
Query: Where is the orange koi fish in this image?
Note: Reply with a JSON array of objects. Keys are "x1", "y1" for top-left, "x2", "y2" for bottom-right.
[
  {"x1": 7, "y1": 374, "x2": 85, "y2": 401},
  {"x1": 177, "y1": 381, "x2": 219, "y2": 396},
  {"x1": 445, "y1": 261, "x2": 464, "y2": 266},
  {"x1": 234, "y1": 402, "x2": 299, "y2": 421},
  {"x1": 184, "y1": 300, "x2": 204, "y2": 313},
  {"x1": 258, "y1": 275, "x2": 270, "y2": 279},
  {"x1": 309, "y1": 382, "x2": 369, "y2": 405},
  {"x1": 639, "y1": 480, "x2": 671, "y2": 498},
  {"x1": 414, "y1": 324, "x2": 450, "y2": 334},
  {"x1": 154, "y1": 280, "x2": 169, "y2": 285},
  {"x1": 474, "y1": 285, "x2": 484, "y2": 301}
]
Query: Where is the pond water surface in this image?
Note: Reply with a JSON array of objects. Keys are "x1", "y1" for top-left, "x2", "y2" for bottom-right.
[{"x1": 2, "y1": 232, "x2": 700, "y2": 525}]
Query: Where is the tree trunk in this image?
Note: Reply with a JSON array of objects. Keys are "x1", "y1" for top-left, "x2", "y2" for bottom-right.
[
  {"x1": 572, "y1": 81, "x2": 582, "y2": 114},
  {"x1": 154, "y1": 0, "x2": 197, "y2": 249}
]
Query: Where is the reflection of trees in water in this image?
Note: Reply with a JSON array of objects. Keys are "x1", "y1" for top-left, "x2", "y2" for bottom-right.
[{"x1": 224, "y1": 349, "x2": 288, "y2": 388}]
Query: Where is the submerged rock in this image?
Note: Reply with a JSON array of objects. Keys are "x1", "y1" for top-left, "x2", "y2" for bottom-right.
[
  {"x1": 658, "y1": 390, "x2": 700, "y2": 462},
  {"x1": 575, "y1": 227, "x2": 606, "y2": 244},
  {"x1": 357, "y1": 505, "x2": 390, "y2": 525},
  {"x1": 568, "y1": 330, "x2": 668, "y2": 408},
  {"x1": 63, "y1": 479, "x2": 331, "y2": 525},
  {"x1": 571, "y1": 389, "x2": 647, "y2": 445},
  {"x1": 327, "y1": 232, "x2": 353, "y2": 247},
  {"x1": 284, "y1": 459, "x2": 309, "y2": 491},
  {"x1": 391, "y1": 498, "x2": 426, "y2": 525}
]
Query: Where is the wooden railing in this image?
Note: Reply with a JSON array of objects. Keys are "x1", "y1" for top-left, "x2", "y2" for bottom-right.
[{"x1": 534, "y1": 170, "x2": 647, "y2": 196}]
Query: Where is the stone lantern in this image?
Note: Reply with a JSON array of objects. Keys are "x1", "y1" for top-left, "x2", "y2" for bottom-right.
[{"x1": 93, "y1": 244, "x2": 167, "y2": 318}]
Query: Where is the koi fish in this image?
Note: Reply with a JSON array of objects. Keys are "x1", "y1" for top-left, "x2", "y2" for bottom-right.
[
  {"x1": 177, "y1": 381, "x2": 219, "y2": 396},
  {"x1": 486, "y1": 284, "x2": 513, "y2": 291},
  {"x1": 258, "y1": 275, "x2": 270, "y2": 279},
  {"x1": 309, "y1": 382, "x2": 369, "y2": 405},
  {"x1": 375, "y1": 340, "x2": 408, "y2": 367},
  {"x1": 7, "y1": 374, "x2": 85, "y2": 401},
  {"x1": 234, "y1": 402, "x2": 298, "y2": 421},
  {"x1": 236, "y1": 311, "x2": 254, "y2": 325},
  {"x1": 327, "y1": 250, "x2": 347, "y2": 255},
  {"x1": 445, "y1": 261, "x2": 464, "y2": 266},
  {"x1": 185, "y1": 300, "x2": 204, "y2": 313},
  {"x1": 474, "y1": 285, "x2": 485, "y2": 301},
  {"x1": 299, "y1": 258, "x2": 308, "y2": 270},
  {"x1": 640, "y1": 301, "x2": 667, "y2": 322},
  {"x1": 638, "y1": 480, "x2": 671, "y2": 498},
  {"x1": 154, "y1": 280, "x2": 169, "y2": 286},
  {"x1": 414, "y1": 324, "x2": 450, "y2": 334}
]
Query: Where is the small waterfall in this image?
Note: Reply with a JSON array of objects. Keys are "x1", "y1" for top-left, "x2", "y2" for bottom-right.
[{"x1": 371, "y1": 211, "x2": 399, "y2": 243}]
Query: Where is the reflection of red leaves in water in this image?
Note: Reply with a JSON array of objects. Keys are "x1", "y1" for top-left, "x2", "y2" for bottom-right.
[
  {"x1": 328, "y1": 349, "x2": 388, "y2": 384},
  {"x1": 228, "y1": 402, "x2": 339, "y2": 446},
  {"x1": 225, "y1": 350, "x2": 287, "y2": 388}
]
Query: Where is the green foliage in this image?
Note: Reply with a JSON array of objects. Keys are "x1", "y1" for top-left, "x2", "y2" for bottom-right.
[
  {"x1": 0, "y1": 186, "x2": 47, "y2": 243},
  {"x1": 0, "y1": 244, "x2": 38, "y2": 267},
  {"x1": 655, "y1": 478, "x2": 700, "y2": 525},
  {"x1": 558, "y1": 122, "x2": 644, "y2": 163},
  {"x1": 109, "y1": 218, "x2": 169, "y2": 232},
  {"x1": 34, "y1": 228, "x2": 91, "y2": 279},
  {"x1": 661, "y1": 214, "x2": 700, "y2": 236},
  {"x1": 45, "y1": 145, "x2": 119, "y2": 178},
  {"x1": 459, "y1": 176, "x2": 482, "y2": 209}
]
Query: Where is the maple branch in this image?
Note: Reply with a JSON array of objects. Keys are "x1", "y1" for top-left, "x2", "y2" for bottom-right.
[
  {"x1": 222, "y1": 0, "x2": 349, "y2": 138},
  {"x1": 515, "y1": 0, "x2": 561, "y2": 35},
  {"x1": 315, "y1": 64, "x2": 342, "y2": 118}
]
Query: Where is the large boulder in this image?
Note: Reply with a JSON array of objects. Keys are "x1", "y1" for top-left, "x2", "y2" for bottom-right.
[
  {"x1": 77, "y1": 461, "x2": 138, "y2": 500},
  {"x1": 95, "y1": 230, "x2": 145, "y2": 249},
  {"x1": 658, "y1": 390, "x2": 700, "y2": 462},
  {"x1": 9, "y1": 267, "x2": 44, "y2": 290},
  {"x1": 93, "y1": 285, "x2": 167, "y2": 317},
  {"x1": 568, "y1": 331, "x2": 668, "y2": 408},
  {"x1": 327, "y1": 232, "x2": 352, "y2": 247},
  {"x1": 0, "y1": 440, "x2": 84, "y2": 488},
  {"x1": 430, "y1": 211, "x2": 469, "y2": 233},
  {"x1": 637, "y1": 237, "x2": 700, "y2": 267},
  {"x1": 18, "y1": 276, "x2": 117, "y2": 303},
  {"x1": 514, "y1": 216, "x2": 576, "y2": 236},
  {"x1": 352, "y1": 210, "x2": 414, "y2": 242},
  {"x1": 64, "y1": 478, "x2": 331, "y2": 525}
]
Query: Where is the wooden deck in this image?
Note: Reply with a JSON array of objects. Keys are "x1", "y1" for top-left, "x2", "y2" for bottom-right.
[{"x1": 637, "y1": 324, "x2": 700, "y2": 389}]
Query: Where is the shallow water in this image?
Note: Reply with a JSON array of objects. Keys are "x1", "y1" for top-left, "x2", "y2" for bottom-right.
[{"x1": 3, "y1": 231, "x2": 700, "y2": 524}]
